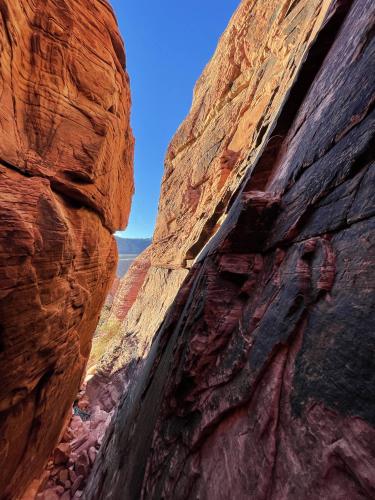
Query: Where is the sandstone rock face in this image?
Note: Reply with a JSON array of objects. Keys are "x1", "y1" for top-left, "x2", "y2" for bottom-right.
[
  {"x1": 89, "y1": 0, "x2": 338, "y2": 410},
  {"x1": 108, "y1": 249, "x2": 153, "y2": 324},
  {"x1": 86, "y1": 249, "x2": 152, "y2": 409},
  {"x1": 152, "y1": 0, "x2": 335, "y2": 268},
  {"x1": 0, "y1": 0, "x2": 133, "y2": 497},
  {"x1": 0, "y1": 0, "x2": 133, "y2": 231},
  {"x1": 85, "y1": 0, "x2": 375, "y2": 498}
]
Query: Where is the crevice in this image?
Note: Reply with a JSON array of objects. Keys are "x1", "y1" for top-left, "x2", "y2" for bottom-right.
[
  {"x1": 184, "y1": 195, "x2": 229, "y2": 262},
  {"x1": 62, "y1": 170, "x2": 94, "y2": 185},
  {"x1": 0, "y1": 157, "x2": 32, "y2": 178}
]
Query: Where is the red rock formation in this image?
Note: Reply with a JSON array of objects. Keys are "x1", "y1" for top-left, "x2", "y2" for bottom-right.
[
  {"x1": 87, "y1": 250, "x2": 187, "y2": 411},
  {"x1": 89, "y1": 0, "x2": 338, "y2": 418},
  {"x1": 110, "y1": 249, "x2": 152, "y2": 323},
  {"x1": 86, "y1": 250, "x2": 153, "y2": 412},
  {"x1": 31, "y1": 385, "x2": 113, "y2": 500},
  {"x1": 85, "y1": 0, "x2": 375, "y2": 498},
  {"x1": 0, "y1": 0, "x2": 133, "y2": 498},
  {"x1": 152, "y1": 0, "x2": 335, "y2": 268}
]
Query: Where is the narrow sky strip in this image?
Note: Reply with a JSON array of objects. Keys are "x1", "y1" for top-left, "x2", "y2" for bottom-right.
[{"x1": 110, "y1": 0, "x2": 240, "y2": 238}]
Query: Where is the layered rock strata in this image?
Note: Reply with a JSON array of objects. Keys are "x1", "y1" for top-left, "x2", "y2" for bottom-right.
[
  {"x1": 0, "y1": 0, "x2": 134, "y2": 498},
  {"x1": 88, "y1": 0, "x2": 340, "y2": 423},
  {"x1": 88, "y1": 249, "x2": 187, "y2": 411},
  {"x1": 86, "y1": 0, "x2": 375, "y2": 498}
]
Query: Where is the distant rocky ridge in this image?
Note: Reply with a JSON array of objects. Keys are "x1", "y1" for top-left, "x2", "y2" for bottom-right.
[{"x1": 115, "y1": 236, "x2": 151, "y2": 255}]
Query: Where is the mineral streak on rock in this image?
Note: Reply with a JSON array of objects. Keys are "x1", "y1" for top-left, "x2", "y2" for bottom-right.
[
  {"x1": 85, "y1": 0, "x2": 375, "y2": 498},
  {"x1": 0, "y1": 0, "x2": 134, "y2": 497}
]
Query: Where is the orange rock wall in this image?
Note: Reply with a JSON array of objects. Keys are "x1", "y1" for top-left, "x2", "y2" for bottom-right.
[
  {"x1": 152, "y1": 0, "x2": 333, "y2": 268},
  {"x1": 0, "y1": 0, "x2": 133, "y2": 497}
]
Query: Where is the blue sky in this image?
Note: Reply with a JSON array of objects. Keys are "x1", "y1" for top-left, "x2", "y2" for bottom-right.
[{"x1": 111, "y1": 1, "x2": 240, "y2": 238}]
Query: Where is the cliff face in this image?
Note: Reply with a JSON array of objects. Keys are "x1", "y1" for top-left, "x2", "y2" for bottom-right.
[
  {"x1": 86, "y1": 0, "x2": 375, "y2": 498},
  {"x1": 87, "y1": 249, "x2": 187, "y2": 411},
  {"x1": 0, "y1": 0, "x2": 133, "y2": 497},
  {"x1": 88, "y1": 249, "x2": 152, "y2": 386},
  {"x1": 88, "y1": 0, "x2": 338, "y2": 414}
]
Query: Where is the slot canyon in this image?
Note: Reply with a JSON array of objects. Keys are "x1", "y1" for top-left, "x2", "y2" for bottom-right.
[{"x1": 0, "y1": 0, "x2": 374, "y2": 499}]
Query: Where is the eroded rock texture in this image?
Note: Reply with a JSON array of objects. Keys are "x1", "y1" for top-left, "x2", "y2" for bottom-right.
[
  {"x1": 88, "y1": 0, "x2": 339, "y2": 422},
  {"x1": 0, "y1": 0, "x2": 133, "y2": 497},
  {"x1": 85, "y1": 0, "x2": 375, "y2": 498},
  {"x1": 88, "y1": 249, "x2": 187, "y2": 412}
]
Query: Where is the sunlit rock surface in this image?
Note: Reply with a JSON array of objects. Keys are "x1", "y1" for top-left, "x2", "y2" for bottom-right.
[
  {"x1": 88, "y1": 249, "x2": 187, "y2": 411},
  {"x1": 88, "y1": 249, "x2": 152, "y2": 381},
  {"x1": 0, "y1": 0, "x2": 134, "y2": 497},
  {"x1": 152, "y1": 0, "x2": 336, "y2": 268},
  {"x1": 85, "y1": 0, "x2": 375, "y2": 498}
]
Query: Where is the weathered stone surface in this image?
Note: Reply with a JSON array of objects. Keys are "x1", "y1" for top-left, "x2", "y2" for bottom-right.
[
  {"x1": 88, "y1": 0, "x2": 338, "y2": 416},
  {"x1": 87, "y1": 254, "x2": 188, "y2": 412},
  {"x1": 0, "y1": 0, "x2": 133, "y2": 231},
  {"x1": 108, "y1": 248, "x2": 153, "y2": 324},
  {"x1": 87, "y1": 250, "x2": 152, "y2": 376},
  {"x1": 85, "y1": 0, "x2": 375, "y2": 498},
  {"x1": 36, "y1": 253, "x2": 187, "y2": 498},
  {"x1": 53, "y1": 444, "x2": 71, "y2": 466},
  {"x1": 152, "y1": 0, "x2": 335, "y2": 268},
  {"x1": 0, "y1": 0, "x2": 133, "y2": 497}
]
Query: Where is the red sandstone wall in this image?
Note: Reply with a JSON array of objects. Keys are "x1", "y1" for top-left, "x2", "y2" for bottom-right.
[
  {"x1": 0, "y1": 0, "x2": 134, "y2": 497},
  {"x1": 89, "y1": 0, "x2": 336, "y2": 414},
  {"x1": 85, "y1": 0, "x2": 375, "y2": 498}
]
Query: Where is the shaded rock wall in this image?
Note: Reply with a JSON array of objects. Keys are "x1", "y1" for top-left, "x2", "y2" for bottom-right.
[
  {"x1": 88, "y1": 0, "x2": 338, "y2": 420},
  {"x1": 0, "y1": 0, "x2": 134, "y2": 498},
  {"x1": 88, "y1": 250, "x2": 187, "y2": 412},
  {"x1": 85, "y1": 0, "x2": 375, "y2": 498}
]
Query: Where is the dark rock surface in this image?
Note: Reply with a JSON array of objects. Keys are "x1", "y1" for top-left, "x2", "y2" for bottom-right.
[{"x1": 84, "y1": 0, "x2": 375, "y2": 498}]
